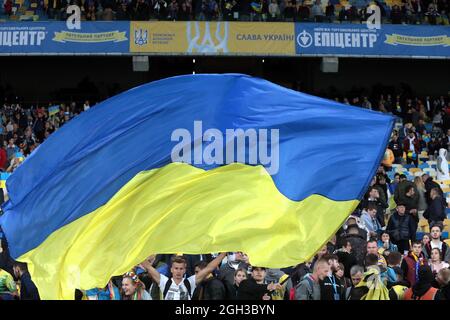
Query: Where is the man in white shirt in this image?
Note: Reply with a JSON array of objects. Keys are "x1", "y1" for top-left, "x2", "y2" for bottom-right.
[{"x1": 140, "y1": 252, "x2": 226, "y2": 300}]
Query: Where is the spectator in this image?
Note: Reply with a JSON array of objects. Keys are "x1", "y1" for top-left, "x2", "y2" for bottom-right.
[
  {"x1": 366, "y1": 239, "x2": 388, "y2": 270},
  {"x1": 324, "y1": 0, "x2": 334, "y2": 22},
  {"x1": 225, "y1": 268, "x2": 247, "y2": 299},
  {"x1": 403, "y1": 130, "x2": 420, "y2": 167},
  {"x1": 5, "y1": 138, "x2": 18, "y2": 161},
  {"x1": 389, "y1": 131, "x2": 403, "y2": 164},
  {"x1": 424, "y1": 223, "x2": 450, "y2": 263},
  {"x1": 311, "y1": 0, "x2": 324, "y2": 22},
  {"x1": 192, "y1": 261, "x2": 227, "y2": 300},
  {"x1": 0, "y1": 144, "x2": 7, "y2": 170},
  {"x1": 386, "y1": 251, "x2": 403, "y2": 283},
  {"x1": 387, "y1": 203, "x2": 416, "y2": 253},
  {"x1": 237, "y1": 267, "x2": 282, "y2": 300},
  {"x1": 361, "y1": 186, "x2": 388, "y2": 227},
  {"x1": 101, "y1": 0, "x2": 116, "y2": 20},
  {"x1": 389, "y1": 173, "x2": 400, "y2": 194},
  {"x1": 345, "y1": 265, "x2": 364, "y2": 299},
  {"x1": 434, "y1": 268, "x2": 450, "y2": 300},
  {"x1": 296, "y1": 0, "x2": 310, "y2": 21},
  {"x1": 404, "y1": 265, "x2": 438, "y2": 299},
  {"x1": 268, "y1": 0, "x2": 281, "y2": 20},
  {"x1": 116, "y1": 1, "x2": 132, "y2": 20},
  {"x1": 341, "y1": 223, "x2": 368, "y2": 265},
  {"x1": 425, "y1": 2, "x2": 440, "y2": 24},
  {"x1": 294, "y1": 258, "x2": 329, "y2": 300},
  {"x1": 355, "y1": 263, "x2": 389, "y2": 300},
  {"x1": 378, "y1": 231, "x2": 399, "y2": 253},
  {"x1": 120, "y1": 271, "x2": 151, "y2": 300},
  {"x1": 335, "y1": 263, "x2": 351, "y2": 291},
  {"x1": 390, "y1": 4, "x2": 403, "y2": 23},
  {"x1": 12, "y1": 262, "x2": 39, "y2": 300},
  {"x1": 218, "y1": 252, "x2": 250, "y2": 286},
  {"x1": 85, "y1": 1, "x2": 98, "y2": 20},
  {"x1": 422, "y1": 173, "x2": 443, "y2": 205},
  {"x1": 133, "y1": 0, "x2": 150, "y2": 20},
  {"x1": 361, "y1": 203, "x2": 382, "y2": 238},
  {"x1": 414, "y1": 176, "x2": 428, "y2": 218},
  {"x1": 167, "y1": 0, "x2": 179, "y2": 19},
  {"x1": 153, "y1": 0, "x2": 168, "y2": 19},
  {"x1": 283, "y1": 0, "x2": 295, "y2": 21},
  {"x1": 0, "y1": 267, "x2": 17, "y2": 300},
  {"x1": 388, "y1": 267, "x2": 410, "y2": 300},
  {"x1": 403, "y1": 185, "x2": 420, "y2": 233},
  {"x1": 429, "y1": 248, "x2": 449, "y2": 275},
  {"x1": 394, "y1": 174, "x2": 415, "y2": 207},
  {"x1": 223, "y1": 0, "x2": 238, "y2": 20},
  {"x1": 320, "y1": 254, "x2": 345, "y2": 300},
  {"x1": 3, "y1": 0, "x2": 13, "y2": 16},
  {"x1": 178, "y1": 1, "x2": 192, "y2": 20},
  {"x1": 285, "y1": 261, "x2": 312, "y2": 298},
  {"x1": 423, "y1": 188, "x2": 446, "y2": 225},
  {"x1": 401, "y1": 240, "x2": 428, "y2": 287},
  {"x1": 140, "y1": 253, "x2": 226, "y2": 300}
]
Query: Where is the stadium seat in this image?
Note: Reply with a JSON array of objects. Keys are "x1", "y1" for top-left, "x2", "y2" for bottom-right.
[
  {"x1": 409, "y1": 168, "x2": 421, "y2": 174},
  {"x1": 445, "y1": 239, "x2": 450, "y2": 246},
  {"x1": 442, "y1": 187, "x2": 450, "y2": 193},
  {"x1": 403, "y1": 164, "x2": 415, "y2": 170},
  {"x1": 416, "y1": 232, "x2": 425, "y2": 240},
  {"x1": 418, "y1": 219, "x2": 429, "y2": 233},
  {"x1": 440, "y1": 180, "x2": 450, "y2": 185},
  {"x1": 418, "y1": 163, "x2": 429, "y2": 169},
  {"x1": 444, "y1": 219, "x2": 450, "y2": 233},
  {"x1": 414, "y1": 172, "x2": 424, "y2": 177}
]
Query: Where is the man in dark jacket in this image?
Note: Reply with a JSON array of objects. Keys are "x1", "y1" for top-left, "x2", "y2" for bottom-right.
[
  {"x1": 386, "y1": 204, "x2": 416, "y2": 253},
  {"x1": 394, "y1": 176, "x2": 418, "y2": 207},
  {"x1": 319, "y1": 254, "x2": 345, "y2": 300},
  {"x1": 423, "y1": 188, "x2": 446, "y2": 226},
  {"x1": 237, "y1": 267, "x2": 281, "y2": 300},
  {"x1": 13, "y1": 262, "x2": 40, "y2": 300},
  {"x1": 192, "y1": 261, "x2": 227, "y2": 300},
  {"x1": 389, "y1": 132, "x2": 403, "y2": 164},
  {"x1": 402, "y1": 185, "x2": 420, "y2": 235},
  {"x1": 422, "y1": 174, "x2": 444, "y2": 205},
  {"x1": 342, "y1": 224, "x2": 368, "y2": 266}
]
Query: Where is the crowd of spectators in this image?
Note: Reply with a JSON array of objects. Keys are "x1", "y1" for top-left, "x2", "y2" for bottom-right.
[
  {"x1": 0, "y1": 90, "x2": 450, "y2": 300},
  {"x1": 1, "y1": 0, "x2": 449, "y2": 25}
]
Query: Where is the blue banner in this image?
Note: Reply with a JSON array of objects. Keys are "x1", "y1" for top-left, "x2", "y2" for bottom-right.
[
  {"x1": 295, "y1": 23, "x2": 450, "y2": 58},
  {"x1": 0, "y1": 22, "x2": 129, "y2": 54}
]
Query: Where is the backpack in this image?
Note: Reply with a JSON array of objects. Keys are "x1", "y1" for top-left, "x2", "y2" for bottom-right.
[
  {"x1": 289, "y1": 275, "x2": 314, "y2": 300},
  {"x1": 163, "y1": 278, "x2": 192, "y2": 300}
]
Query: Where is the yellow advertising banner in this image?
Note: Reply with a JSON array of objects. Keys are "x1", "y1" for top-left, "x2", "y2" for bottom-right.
[
  {"x1": 228, "y1": 22, "x2": 295, "y2": 54},
  {"x1": 130, "y1": 21, "x2": 295, "y2": 55}
]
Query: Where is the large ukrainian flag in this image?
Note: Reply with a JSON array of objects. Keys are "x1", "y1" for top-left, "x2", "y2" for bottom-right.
[{"x1": 0, "y1": 74, "x2": 394, "y2": 299}]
